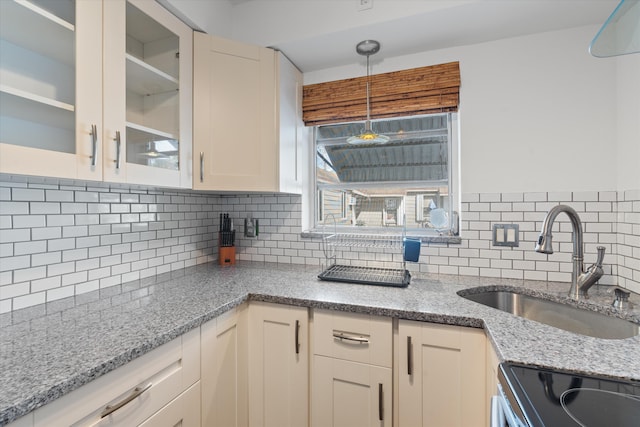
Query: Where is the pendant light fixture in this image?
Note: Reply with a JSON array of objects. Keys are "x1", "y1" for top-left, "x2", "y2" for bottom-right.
[{"x1": 347, "y1": 40, "x2": 390, "y2": 145}]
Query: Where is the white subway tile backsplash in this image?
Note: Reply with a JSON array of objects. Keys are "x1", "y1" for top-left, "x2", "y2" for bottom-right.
[
  {"x1": 13, "y1": 292, "x2": 45, "y2": 310},
  {"x1": 13, "y1": 215, "x2": 46, "y2": 228},
  {"x1": 13, "y1": 188, "x2": 45, "y2": 201},
  {"x1": 45, "y1": 189, "x2": 74, "y2": 202},
  {"x1": 14, "y1": 266, "x2": 46, "y2": 282},
  {"x1": 31, "y1": 276, "x2": 61, "y2": 292},
  {"x1": 46, "y1": 215, "x2": 75, "y2": 226},
  {"x1": 0, "y1": 202, "x2": 29, "y2": 215},
  {"x1": 1, "y1": 178, "x2": 639, "y2": 312},
  {"x1": 31, "y1": 252, "x2": 62, "y2": 267},
  {"x1": 14, "y1": 240, "x2": 46, "y2": 255}
]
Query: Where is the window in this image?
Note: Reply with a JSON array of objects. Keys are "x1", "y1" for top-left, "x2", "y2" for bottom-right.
[{"x1": 314, "y1": 113, "x2": 459, "y2": 235}]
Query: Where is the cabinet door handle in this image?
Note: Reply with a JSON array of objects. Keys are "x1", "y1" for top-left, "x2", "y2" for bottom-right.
[
  {"x1": 295, "y1": 319, "x2": 300, "y2": 354},
  {"x1": 100, "y1": 383, "x2": 152, "y2": 418},
  {"x1": 199, "y1": 152, "x2": 204, "y2": 182},
  {"x1": 114, "y1": 130, "x2": 121, "y2": 170},
  {"x1": 90, "y1": 124, "x2": 98, "y2": 167},
  {"x1": 332, "y1": 331, "x2": 369, "y2": 345},
  {"x1": 378, "y1": 383, "x2": 384, "y2": 421},
  {"x1": 407, "y1": 336, "x2": 413, "y2": 376}
]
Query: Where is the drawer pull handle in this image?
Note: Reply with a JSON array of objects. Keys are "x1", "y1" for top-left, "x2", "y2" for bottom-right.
[
  {"x1": 199, "y1": 152, "x2": 204, "y2": 183},
  {"x1": 295, "y1": 319, "x2": 301, "y2": 354},
  {"x1": 332, "y1": 331, "x2": 369, "y2": 345},
  {"x1": 114, "y1": 130, "x2": 121, "y2": 170},
  {"x1": 407, "y1": 336, "x2": 413, "y2": 375},
  {"x1": 100, "y1": 383, "x2": 152, "y2": 418},
  {"x1": 378, "y1": 383, "x2": 384, "y2": 421},
  {"x1": 90, "y1": 124, "x2": 98, "y2": 167}
]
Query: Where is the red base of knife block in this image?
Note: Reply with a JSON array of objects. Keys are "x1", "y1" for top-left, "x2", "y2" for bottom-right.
[{"x1": 218, "y1": 247, "x2": 236, "y2": 266}]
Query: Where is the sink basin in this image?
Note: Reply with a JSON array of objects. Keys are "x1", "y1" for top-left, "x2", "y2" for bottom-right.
[{"x1": 459, "y1": 290, "x2": 639, "y2": 339}]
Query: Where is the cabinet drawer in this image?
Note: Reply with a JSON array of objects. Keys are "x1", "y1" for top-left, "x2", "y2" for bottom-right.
[
  {"x1": 138, "y1": 381, "x2": 200, "y2": 427},
  {"x1": 313, "y1": 309, "x2": 392, "y2": 367},
  {"x1": 33, "y1": 327, "x2": 200, "y2": 427}
]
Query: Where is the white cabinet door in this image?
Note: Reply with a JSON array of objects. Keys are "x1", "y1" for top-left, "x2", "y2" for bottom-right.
[
  {"x1": 103, "y1": 0, "x2": 193, "y2": 188},
  {"x1": 248, "y1": 302, "x2": 308, "y2": 427},
  {"x1": 193, "y1": 33, "x2": 277, "y2": 192},
  {"x1": 312, "y1": 355, "x2": 392, "y2": 427},
  {"x1": 486, "y1": 340, "x2": 500, "y2": 427},
  {"x1": 396, "y1": 320, "x2": 487, "y2": 427},
  {"x1": 0, "y1": 0, "x2": 192, "y2": 187},
  {"x1": 201, "y1": 304, "x2": 249, "y2": 427},
  {"x1": 0, "y1": 0, "x2": 103, "y2": 181},
  {"x1": 276, "y1": 52, "x2": 304, "y2": 195}
]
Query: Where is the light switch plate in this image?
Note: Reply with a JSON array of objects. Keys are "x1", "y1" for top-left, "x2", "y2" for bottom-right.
[
  {"x1": 357, "y1": 0, "x2": 373, "y2": 11},
  {"x1": 493, "y1": 224, "x2": 519, "y2": 247}
]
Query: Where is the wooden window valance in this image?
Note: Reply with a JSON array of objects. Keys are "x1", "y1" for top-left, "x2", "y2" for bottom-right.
[{"x1": 302, "y1": 61, "x2": 460, "y2": 126}]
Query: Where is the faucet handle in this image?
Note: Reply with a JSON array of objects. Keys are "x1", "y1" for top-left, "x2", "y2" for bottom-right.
[
  {"x1": 614, "y1": 287, "x2": 630, "y2": 301},
  {"x1": 613, "y1": 287, "x2": 631, "y2": 310},
  {"x1": 595, "y1": 246, "x2": 605, "y2": 266}
]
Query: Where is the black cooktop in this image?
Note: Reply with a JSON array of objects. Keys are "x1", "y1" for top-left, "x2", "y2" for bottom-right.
[{"x1": 499, "y1": 363, "x2": 640, "y2": 426}]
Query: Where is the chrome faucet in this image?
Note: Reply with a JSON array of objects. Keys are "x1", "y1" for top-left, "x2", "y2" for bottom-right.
[{"x1": 535, "y1": 204, "x2": 605, "y2": 299}]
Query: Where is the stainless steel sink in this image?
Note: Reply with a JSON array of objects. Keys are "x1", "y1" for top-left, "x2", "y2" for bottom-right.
[{"x1": 459, "y1": 290, "x2": 639, "y2": 339}]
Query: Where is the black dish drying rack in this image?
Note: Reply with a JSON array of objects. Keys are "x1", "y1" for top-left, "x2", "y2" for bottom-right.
[{"x1": 318, "y1": 222, "x2": 410, "y2": 288}]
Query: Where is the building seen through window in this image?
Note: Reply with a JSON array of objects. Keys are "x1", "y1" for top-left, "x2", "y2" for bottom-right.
[{"x1": 315, "y1": 113, "x2": 458, "y2": 235}]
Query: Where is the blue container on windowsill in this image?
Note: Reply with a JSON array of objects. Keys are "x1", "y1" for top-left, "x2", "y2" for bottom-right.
[{"x1": 403, "y1": 238, "x2": 421, "y2": 262}]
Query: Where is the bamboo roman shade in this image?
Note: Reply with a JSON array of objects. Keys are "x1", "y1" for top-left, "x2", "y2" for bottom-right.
[{"x1": 302, "y1": 61, "x2": 460, "y2": 126}]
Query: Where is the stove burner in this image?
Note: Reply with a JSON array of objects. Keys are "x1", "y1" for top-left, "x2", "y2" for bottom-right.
[{"x1": 560, "y1": 388, "x2": 640, "y2": 427}]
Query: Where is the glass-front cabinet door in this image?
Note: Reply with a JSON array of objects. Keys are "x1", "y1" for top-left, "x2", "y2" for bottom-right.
[
  {"x1": 103, "y1": 0, "x2": 192, "y2": 188},
  {"x1": 0, "y1": 0, "x2": 103, "y2": 180},
  {"x1": 0, "y1": 0, "x2": 191, "y2": 187}
]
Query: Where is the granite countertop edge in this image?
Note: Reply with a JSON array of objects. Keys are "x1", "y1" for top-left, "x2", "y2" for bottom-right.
[{"x1": 2, "y1": 261, "x2": 639, "y2": 425}]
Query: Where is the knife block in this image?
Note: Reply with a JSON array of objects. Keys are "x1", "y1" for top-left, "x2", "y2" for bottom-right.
[{"x1": 218, "y1": 246, "x2": 236, "y2": 266}]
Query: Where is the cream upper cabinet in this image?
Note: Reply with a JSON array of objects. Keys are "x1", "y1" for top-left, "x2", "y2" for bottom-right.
[
  {"x1": 396, "y1": 320, "x2": 487, "y2": 427},
  {"x1": 248, "y1": 301, "x2": 309, "y2": 427},
  {"x1": 103, "y1": 0, "x2": 192, "y2": 188},
  {"x1": 0, "y1": 0, "x2": 192, "y2": 188},
  {"x1": 0, "y1": 0, "x2": 103, "y2": 181},
  {"x1": 276, "y1": 52, "x2": 304, "y2": 195},
  {"x1": 193, "y1": 33, "x2": 304, "y2": 193}
]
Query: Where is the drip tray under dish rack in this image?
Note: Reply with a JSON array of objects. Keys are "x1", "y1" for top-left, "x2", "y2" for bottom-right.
[{"x1": 318, "y1": 264, "x2": 410, "y2": 288}]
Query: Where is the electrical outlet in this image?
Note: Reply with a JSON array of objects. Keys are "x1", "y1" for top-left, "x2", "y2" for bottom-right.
[
  {"x1": 493, "y1": 224, "x2": 519, "y2": 247},
  {"x1": 357, "y1": 0, "x2": 373, "y2": 11}
]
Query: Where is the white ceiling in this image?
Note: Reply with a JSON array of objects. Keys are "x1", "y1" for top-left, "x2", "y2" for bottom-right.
[
  {"x1": 164, "y1": 0, "x2": 620, "y2": 73},
  {"x1": 226, "y1": 0, "x2": 619, "y2": 72}
]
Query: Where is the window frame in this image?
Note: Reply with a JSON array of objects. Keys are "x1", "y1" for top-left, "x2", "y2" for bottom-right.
[{"x1": 310, "y1": 112, "x2": 460, "y2": 237}]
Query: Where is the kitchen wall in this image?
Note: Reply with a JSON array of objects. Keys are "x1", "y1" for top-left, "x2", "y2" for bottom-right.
[
  {"x1": 2, "y1": 182, "x2": 637, "y2": 313},
  {"x1": 305, "y1": 25, "x2": 633, "y2": 194},
  {"x1": 0, "y1": 178, "x2": 218, "y2": 313},
  {"x1": 224, "y1": 189, "x2": 639, "y2": 292},
  {"x1": 1, "y1": 25, "x2": 638, "y2": 313}
]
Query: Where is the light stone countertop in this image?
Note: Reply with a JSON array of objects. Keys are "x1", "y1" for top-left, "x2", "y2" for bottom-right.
[{"x1": 1, "y1": 261, "x2": 640, "y2": 425}]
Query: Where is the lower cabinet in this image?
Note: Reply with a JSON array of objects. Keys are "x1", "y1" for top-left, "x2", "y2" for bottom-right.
[
  {"x1": 396, "y1": 320, "x2": 487, "y2": 427},
  {"x1": 138, "y1": 382, "x2": 201, "y2": 427},
  {"x1": 8, "y1": 303, "x2": 494, "y2": 427},
  {"x1": 248, "y1": 301, "x2": 309, "y2": 427},
  {"x1": 201, "y1": 304, "x2": 249, "y2": 427},
  {"x1": 311, "y1": 309, "x2": 393, "y2": 427},
  {"x1": 31, "y1": 326, "x2": 201, "y2": 427},
  {"x1": 485, "y1": 339, "x2": 501, "y2": 427},
  {"x1": 312, "y1": 356, "x2": 392, "y2": 427}
]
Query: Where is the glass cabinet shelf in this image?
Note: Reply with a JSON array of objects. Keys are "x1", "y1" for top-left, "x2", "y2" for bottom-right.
[
  {"x1": 126, "y1": 53, "x2": 179, "y2": 96},
  {"x1": 0, "y1": 0, "x2": 74, "y2": 66},
  {"x1": 0, "y1": 87, "x2": 75, "y2": 153}
]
